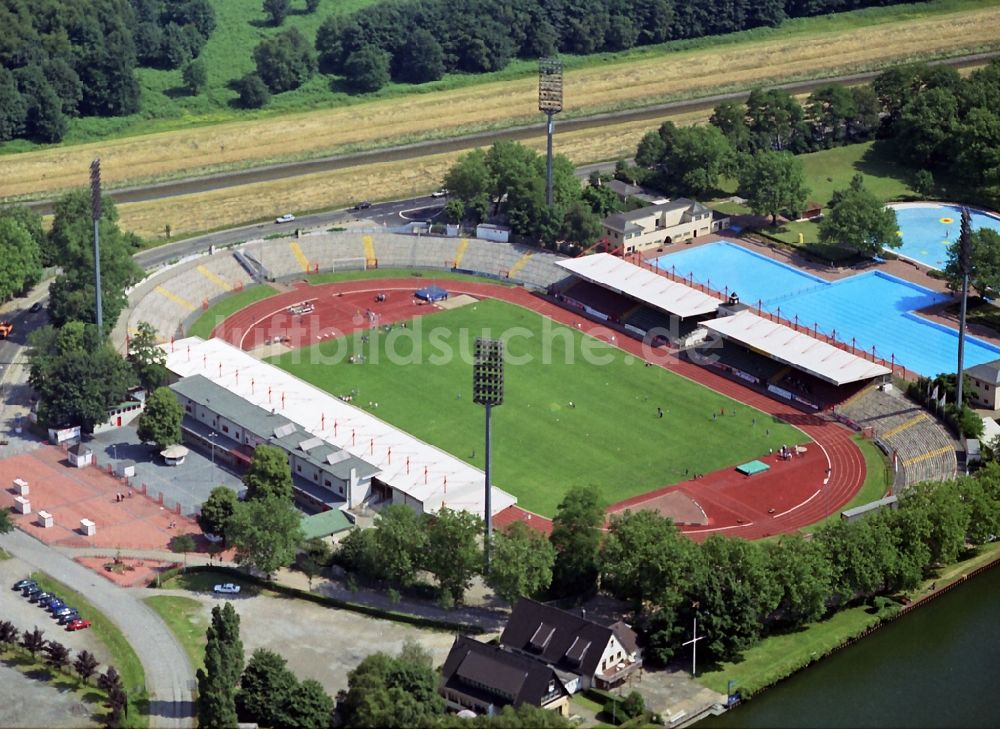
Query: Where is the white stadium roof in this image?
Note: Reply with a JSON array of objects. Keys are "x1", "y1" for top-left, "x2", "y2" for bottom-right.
[
  {"x1": 163, "y1": 337, "x2": 516, "y2": 518},
  {"x1": 701, "y1": 311, "x2": 891, "y2": 386},
  {"x1": 556, "y1": 253, "x2": 721, "y2": 319}
]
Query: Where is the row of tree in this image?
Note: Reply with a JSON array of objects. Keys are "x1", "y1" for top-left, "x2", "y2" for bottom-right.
[
  {"x1": 441, "y1": 140, "x2": 608, "y2": 250},
  {"x1": 0, "y1": 0, "x2": 215, "y2": 143},
  {"x1": 197, "y1": 602, "x2": 333, "y2": 728},
  {"x1": 0, "y1": 620, "x2": 128, "y2": 725},
  {"x1": 311, "y1": 0, "x2": 913, "y2": 94}
]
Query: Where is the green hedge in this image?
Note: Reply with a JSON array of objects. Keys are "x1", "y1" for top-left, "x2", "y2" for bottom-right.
[{"x1": 150, "y1": 565, "x2": 487, "y2": 634}]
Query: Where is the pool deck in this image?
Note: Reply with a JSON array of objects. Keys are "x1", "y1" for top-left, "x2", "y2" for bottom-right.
[{"x1": 638, "y1": 232, "x2": 1000, "y2": 352}]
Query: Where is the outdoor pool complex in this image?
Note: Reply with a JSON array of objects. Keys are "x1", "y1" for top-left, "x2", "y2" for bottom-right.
[
  {"x1": 889, "y1": 202, "x2": 1000, "y2": 270},
  {"x1": 654, "y1": 241, "x2": 1000, "y2": 378}
]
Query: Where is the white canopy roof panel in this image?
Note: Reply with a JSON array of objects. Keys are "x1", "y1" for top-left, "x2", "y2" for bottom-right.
[
  {"x1": 701, "y1": 311, "x2": 890, "y2": 386},
  {"x1": 556, "y1": 253, "x2": 721, "y2": 319},
  {"x1": 164, "y1": 337, "x2": 516, "y2": 518}
]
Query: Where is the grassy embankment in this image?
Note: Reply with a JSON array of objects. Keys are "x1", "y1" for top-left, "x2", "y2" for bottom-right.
[
  {"x1": 4, "y1": 2, "x2": 1000, "y2": 239},
  {"x1": 695, "y1": 540, "x2": 1000, "y2": 699},
  {"x1": 142, "y1": 596, "x2": 208, "y2": 675},
  {"x1": 28, "y1": 572, "x2": 149, "y2": 727},
  {"x1": 186, "y1": 283, "x2": 278, "y2": 339}
]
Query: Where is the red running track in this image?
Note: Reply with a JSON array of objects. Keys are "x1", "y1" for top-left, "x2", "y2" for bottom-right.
[{"x1": 214, "y1": 279, "x2": 867, "y2": 540}]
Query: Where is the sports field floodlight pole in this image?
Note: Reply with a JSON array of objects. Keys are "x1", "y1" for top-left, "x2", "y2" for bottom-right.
[
  {"x1": 682, "y1": 604, "x2": 705, "y2": 677},
  {"x1": 538, "y1": 58, "x2": 563, "y2": 208},
  {"x1": 956, "y1": 207, "x2": 972, "y2": 411},
  {"x1": 473, "y1": 337, "x2": 504, "y2": 574},
  {"x1": 90, "y1": 159, "x2": 104, "y2": 337}
]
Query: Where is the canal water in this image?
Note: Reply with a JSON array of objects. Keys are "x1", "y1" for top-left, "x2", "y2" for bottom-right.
[{"x1": 698, "y1": 565, "x2": 1000, "y2": 728}]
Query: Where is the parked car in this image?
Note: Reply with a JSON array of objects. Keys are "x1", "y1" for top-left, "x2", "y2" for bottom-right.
[
  {"x1": 275, "y1": 213, "x2": 295, "y2": 224},
  {"x1": 431, "y1": 188, "x2": 449, "y2": 198},
  {"x1": 22, "y1": 585, "x2": 42, "y2": 598},
  {"x1": 38, "y1": 595, "x2": 61, "y2": 608},
  {"x1": 45, "y1": 599, "x2": 66, "y2": 612},
  {"x1": 29, "y1": 302, "x2": 42, "y2": 313},
  {"x1": 57, "y1": 611, "x2": 80, "y2": 625},
  {"x1": 353, "y1": 200, "x2": 371, "y2": 210},
  {"x1": 12, "y1": 579, "x2": 37, "y2": 591},
  {"x1": 66, "y1": 619, "x2": 92, "y2": 631},
  {"x1": 213, "y1": 583, "x2": 241, "y2": 595},
  {"x1": 29, "y1": 591, "x2": 52, "y2": 604},
  {"x1": 52, "y1": 605, "x2": 75, "y2": 618}
]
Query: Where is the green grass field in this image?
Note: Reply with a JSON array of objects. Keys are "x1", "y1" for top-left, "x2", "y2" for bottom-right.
[
  {"x1": 142, "y1": 596, "x2": 208, "y2": 674},
  {"x1": 271, "y1": 299, "x2": 805, "y2": 516}
]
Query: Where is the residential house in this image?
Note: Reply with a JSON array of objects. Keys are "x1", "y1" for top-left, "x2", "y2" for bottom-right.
[
  {"x1": 499, "y1": 599, "x2": 642, "y2": 692},
  {"x1": 602, "y1": 199, "x2": 729, "y2": 253},
  {"x1": 440, "y1": 636, "x2": 571, "y2": 716},
  {"x1": 965, "y1": 359, "x2": 1000, "y2": 409}
]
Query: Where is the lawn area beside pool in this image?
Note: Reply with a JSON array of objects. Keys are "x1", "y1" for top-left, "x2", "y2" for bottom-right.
[{"x1": 269, "y1": 299, "x2": 805, "y2": 516}]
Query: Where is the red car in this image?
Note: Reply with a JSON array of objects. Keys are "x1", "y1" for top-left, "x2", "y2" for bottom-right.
[{"x1": 66, "y1": 618, "x2": 91, "y2": 631}]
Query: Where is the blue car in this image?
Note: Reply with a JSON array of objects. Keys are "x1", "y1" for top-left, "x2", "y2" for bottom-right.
[
  {"x1": 57, "y1": 610, "x2": 80, "y2": 625},
  {"x1": 47, "y1": 599, "x2": 67, "y2": 613},
  {"x1": 12, "y1": 579, "x2": 37, "y2": 591},
  {"x1": 37, "y1": 594, "x2": 60, "y2": 608}
]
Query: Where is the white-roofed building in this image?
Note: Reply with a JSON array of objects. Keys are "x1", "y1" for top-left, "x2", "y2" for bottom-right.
[
  {"x1": 163, "y1": 337, "x2": 516, "y2": 519},
  {"x1": 556, "y1": 253, "x2": 721, "y2": 320},
  {"x1": 601, "y1": 199, "x2": 729, "y2": 253},
  {"x1": 700, "y1": 310, "x2": 891, "y2": 387}
]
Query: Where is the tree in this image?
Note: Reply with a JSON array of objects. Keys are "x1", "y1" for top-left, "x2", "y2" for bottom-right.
[
  {"x1": 0, "y1": 508, "x2": 13, "y2": 535},
  {"x1": 549, "y1": 487, "x2": 604, "y2": 597},
  {"x1": 958, "y1": 466, "x2": 1000, "y2": 545},
  {"x1": 74, "y1": 650, "x2": 100, "y2": 685},
  {"x1": 243, "y1": 445, "x2": 294, "y2": 502},
  {"x1": 423, "y1": 508, "x2": 482, "y2": 603},
  {"x1": 745, "y1": 87, "x2": 807, "y2": 152},
  {"x1": 898, "y1": 481, "x2": 970, "y2": 566},
  {"x1": 738, "y1": 150, "x2": 809, "y2": 224},
  {"x1": 0, "y1": 67, "x2": 27, "y2": 141},
  {"x1": 128, "y1": 322, "x2": 168, "y2": 391},
  {"x1": 170, "y1": 533, "x2": 197, "y2": 569},
  {"x1": 0, "y1": 217, "x2": 44, "y2": 302},
  {"x1": 254, "y1": 28, "x2": 315, "y2": 93},
  {"x1": 227, "y1": 496, "x2": 304, "y2": 577},
  {"x1": 366, "y1": 504, "x2": 426, "y2": 586},
  {"x1": 209, "y1": 602, "x2": 244, "y2": 692},
  {"x1": 765, "y1": 534, "x2": 833, "y2": 626},
  {"x1": 22, "y1": 627, "x2": 46, "y2": 658},
  {"x1": 263, "y1": 0, "x2": 291, "y2": 26},
  {"x1": 237, "y1": 648, "x2": 298, "y2": 727},
  {"x1": 137, "y1": 387, "x2": 182, "y2": 450},
  {"x1": 560, "y1": 202, "x2": 603, "y2": 248},
  {"x1": 98, "y1": 666, "x2": 123, "y2": 696},
  {"x1": 305, "y1": 0, "x2": 321, "y2": 12},
  {"x1": 234, "y1": 73, "x2": 271, "y2": 109},
  {"x1": 658, "y1": 124, "x2": 733, "y2": 196},
  {"x1": 106, "y1": 685, "x2": 128, "y2": 727},
  {"x1": 198, "y1": 603, "x2": 243, "y2": 728},
  {"x1": 182, "y1": 60, "x2": 207, "y2": 95},
  {"x1": 288, "y1": 678, "x2": 334, "y2": 727},
  {"x1": 896, "y1": 87, "x2": 959, "y2": 168},
  {"x1": 341, "y1": 641, "x2": 444, "y2": 728},
  {"x1": 296, "y1": 537, "x2": 332, "y2": 588},
  {"x1": 487, "y1": 521, "x2": 555, "y2": 603},
  {"x1": 710, "y1": 101, "x2": 751, "y2": 152},
  {"x1": 199, "y1": 486, "x2": 240, "y2": 540},
  {"x1": 343, "y1": 45, "x2": 390, "y2": 93},
  {"x1": 815, "y1": 518, "x2": 895, "y2": 603},
  {"x1": 0, "y1": 620, "x2": 18, "y2": 647},
  {"x1": 818, "y1": 173, "x2": 899, "y2": 257},
  {"x1": 393, "y1": 29, "x2": 445, "y2": 84},
  {"x1": 944, "y1": 228, "x2": 1000, "y2": 298},
  {"x1": 45, "y1": 640, "x2": 71, "y2": 672}
]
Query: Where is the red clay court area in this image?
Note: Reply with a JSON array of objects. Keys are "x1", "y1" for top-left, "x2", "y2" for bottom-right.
[{"x1": 213, "y1": 278, "x2": 869, "y2": 540}]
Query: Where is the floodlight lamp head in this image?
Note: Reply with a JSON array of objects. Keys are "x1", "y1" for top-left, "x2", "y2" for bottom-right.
[
  {"x1": 90, "y1": 159, "x2": 102, "y2": 221},
  {"x1": 538, "y1": 57, "x2": 563, "y2": 114},
  {"x1": 473, "y1": 337, "x2": 504, "y2": 407}
]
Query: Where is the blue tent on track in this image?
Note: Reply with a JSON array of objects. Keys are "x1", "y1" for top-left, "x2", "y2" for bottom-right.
[{"x1": 415, "y1": 285, "x2": 449, "y2": 302}]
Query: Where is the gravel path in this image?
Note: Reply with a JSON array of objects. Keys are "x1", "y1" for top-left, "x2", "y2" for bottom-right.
[{"x1": 2, "y1": 530, "x2": 195, "y2": 728}]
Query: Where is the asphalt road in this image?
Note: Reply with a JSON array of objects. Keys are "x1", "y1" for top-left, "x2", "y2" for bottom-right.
[
  {"x1": 1, "y1": 530, "x2": 195, "y2": 728},
  {"x1": 20, "y1": 51, "x2": 998, "y2": 217}
]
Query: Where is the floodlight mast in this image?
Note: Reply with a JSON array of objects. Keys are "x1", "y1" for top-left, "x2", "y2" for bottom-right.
[
  {"x1": 473, "y1": 337, "x2": 504, "y2": 573},
  {"x1": 90, "y1": 159, "x2": 104, "y2": 337},
  {"x1": 538, "y1": 58, "x2": 564, "y2": 208},
  {"x1": 956, "y1": 207, "x2": 972, "y2": 412}
]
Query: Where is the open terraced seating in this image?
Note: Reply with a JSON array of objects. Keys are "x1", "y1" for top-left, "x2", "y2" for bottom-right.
[{"x1": 837, "y1": 388, "x2": 956, "y2": 487}]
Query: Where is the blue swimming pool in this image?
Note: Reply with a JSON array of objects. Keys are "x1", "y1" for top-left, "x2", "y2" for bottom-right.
[
  {"x1": 890, "y1": 203, "x2": 1000, "y2": 270},
  {"x1": 655, "y1": 241, "x2": 1000, "y2": 377}
]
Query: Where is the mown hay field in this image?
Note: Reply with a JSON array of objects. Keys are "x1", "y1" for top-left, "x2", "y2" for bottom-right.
[{"x1": 5, "y1": 4, "x2": 1000, "y2": 203}]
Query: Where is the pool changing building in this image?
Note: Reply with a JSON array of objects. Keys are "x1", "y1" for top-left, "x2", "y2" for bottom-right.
[{"x1": 163, "y1": 336, "x2": 517, "y2": 519}]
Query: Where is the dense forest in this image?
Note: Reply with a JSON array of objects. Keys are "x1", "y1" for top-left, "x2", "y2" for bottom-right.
[
  {"x1": 0, "y1": 0, "x2": 925, "y2": 141},
  {"x1": 0, "y1": 0, "x2": 214, "y2": 143}
]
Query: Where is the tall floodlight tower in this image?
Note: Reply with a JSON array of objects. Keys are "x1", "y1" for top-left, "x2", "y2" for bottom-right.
[
  {"x1": 473, "y1": 337, "x2": 504, "y2": 573},
  {"x1": 956, "y1": 207, "x2": 972, "y2": 409},
  {"x1": 90, "y1": 159, "x2": 104, "y2": 337},
  {"x1": 538, "y1": 58, "x2": 564, "y2": 208}
]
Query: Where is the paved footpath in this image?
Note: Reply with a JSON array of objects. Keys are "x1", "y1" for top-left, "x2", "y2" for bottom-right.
[{"x1": 2, "y1": 531, "x2": 195, "y2": 728}]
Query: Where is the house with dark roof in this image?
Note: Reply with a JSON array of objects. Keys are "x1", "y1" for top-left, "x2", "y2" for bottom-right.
[
  {"x1": 440, "y1": 636, "x2": 570, "y2": 716},
  {"x1": 965, "y1": 359, "x2": 1000, "y2": 409},
  {"x1": 602, "y1": 198, "x2": 729, "y2": 253},
  {"x1": 499, "y1": 599, "x2": 642, "y2": 692}
]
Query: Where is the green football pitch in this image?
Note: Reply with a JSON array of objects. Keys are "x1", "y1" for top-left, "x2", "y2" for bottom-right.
[{"x1": 271, "y1": 299, "x2": 806, "y2": 516}]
